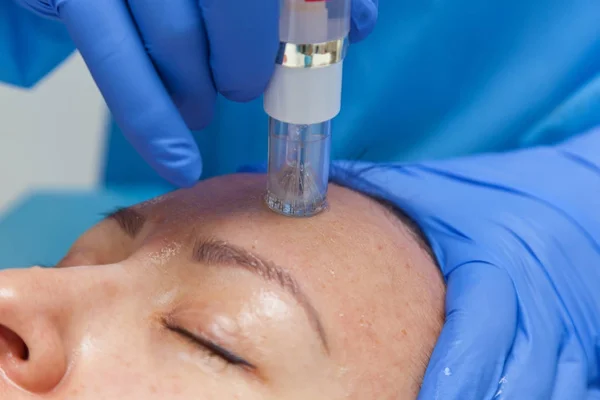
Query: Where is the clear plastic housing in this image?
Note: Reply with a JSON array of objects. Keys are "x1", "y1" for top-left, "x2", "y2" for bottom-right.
[
  {"x1": 265, "y1": 117, "x2": 331, "y2": 217},
  {"x1": 264, "y1": 0, "x2": 348, "y2": 217},
  {"x1": 279, "y1": 0, "x2": 351, "y2": 44}
]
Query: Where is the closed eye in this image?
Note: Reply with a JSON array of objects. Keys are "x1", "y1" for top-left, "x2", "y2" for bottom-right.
[{"x1": 165, "y1": 322, "x2": 255, "y2": 370}]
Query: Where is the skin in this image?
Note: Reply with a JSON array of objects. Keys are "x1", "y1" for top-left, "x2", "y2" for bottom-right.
[{"x1": 0, "y1": 174, "x2": 445, "y2": 399}]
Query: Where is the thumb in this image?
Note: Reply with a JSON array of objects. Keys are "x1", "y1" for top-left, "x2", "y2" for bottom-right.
[{"x1": 418, "y1": 262, "x2": 517, "y2": 400}]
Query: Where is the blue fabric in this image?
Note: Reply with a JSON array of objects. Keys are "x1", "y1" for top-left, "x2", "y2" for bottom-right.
[
  {"x1": 105, "y1": 0, "x2": 600, "y2": 186},
  {"x1": 0, "y1": 0, "x2": 74, "y2": 87},
  {"x1": 329, "y1": 128, "x2": 600, "y2": 399}
]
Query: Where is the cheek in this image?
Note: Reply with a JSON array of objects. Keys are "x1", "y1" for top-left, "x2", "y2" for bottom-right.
[
  {"x1": 54, "y1": 309, "x2": 195, "y2": 398},
  {"x1": 59, "y1": 346, "x2": 204, "y2": 399},
  {"x1": 61, "y1": 323, "x2": 263, "y2": 400}
]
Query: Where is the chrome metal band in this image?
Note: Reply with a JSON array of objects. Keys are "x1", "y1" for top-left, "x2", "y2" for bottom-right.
[{"x1": 275, "y1": 38, "x2": 348, "y2": 68}]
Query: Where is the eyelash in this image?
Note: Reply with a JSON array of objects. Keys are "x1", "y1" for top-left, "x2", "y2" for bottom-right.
[{"x1": 164, "y1": 321, "x2": 255, "y2": 370}]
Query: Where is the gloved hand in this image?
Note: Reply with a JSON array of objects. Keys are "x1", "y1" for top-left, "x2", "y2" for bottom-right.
[
  {"x1": 12, "y1": 0, "x2": 378, "y2": 187},
  {"x1": 330, "y1": 129, "x2": 600, "y2": 399}
]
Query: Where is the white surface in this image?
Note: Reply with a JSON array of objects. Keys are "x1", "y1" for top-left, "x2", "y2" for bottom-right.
[
  {"x1": 264, "y1": 61, "x2": 343, "y2": 124},
  {"x1": 0, "y1": 53, "x2": 106, "y2": 213}
]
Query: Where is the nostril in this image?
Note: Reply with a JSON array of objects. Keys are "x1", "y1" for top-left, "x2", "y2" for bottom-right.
[
  {"x1": 0, "y1": 321, "x2": 66, "y2": 393},
  {"x1": 0, "y1": 325, "x2": 29, "y2": 361}
]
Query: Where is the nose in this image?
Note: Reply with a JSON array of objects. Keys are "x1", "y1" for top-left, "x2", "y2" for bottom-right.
[{"x1": 0, "y1": 267, "x2": 69, "y2": 393}]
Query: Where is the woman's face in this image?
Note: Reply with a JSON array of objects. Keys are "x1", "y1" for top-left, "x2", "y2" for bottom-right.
[{"x1": 0, "y1": 174, "x2": 444, "y2": 399}]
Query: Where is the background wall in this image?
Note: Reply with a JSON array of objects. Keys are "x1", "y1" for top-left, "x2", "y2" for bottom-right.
[{"x1": 0, "y1": 53, "x2": 106, "y2": 213}]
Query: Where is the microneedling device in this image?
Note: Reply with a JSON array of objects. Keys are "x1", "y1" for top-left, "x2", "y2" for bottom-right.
[{"x1": 264, "y1": 0, "x2": 351, "y2": 217}]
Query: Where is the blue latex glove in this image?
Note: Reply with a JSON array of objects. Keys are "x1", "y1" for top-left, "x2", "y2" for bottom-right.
[
  {"x1": 11, "y1": 0, "x2": 378, "y2": 187},
  {"x1": 329, "y1": 128, "x2": 600, "y2": 399}
]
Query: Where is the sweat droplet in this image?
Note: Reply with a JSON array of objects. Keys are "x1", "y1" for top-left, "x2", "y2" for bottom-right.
[{"x1": 444, "y1": 367, "x2": 452, "y2": 376}]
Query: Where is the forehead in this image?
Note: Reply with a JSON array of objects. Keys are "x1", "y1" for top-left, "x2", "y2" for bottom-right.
[
  {"x1": 132, "y1": 174, "x2": 411, "y2": 300},
  {"x1": 135, "y1": 174, "x2": 400, "y2": 256}
]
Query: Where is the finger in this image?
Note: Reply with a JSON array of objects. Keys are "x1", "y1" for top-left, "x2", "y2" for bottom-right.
[
  {"x1": 494, "y1": 327, "x2": 559, "y2": 400},
  {"x1": 199, "y1": 0, "x2": 279, "y2": 102},
  {"x1": 497, "y1": 280, "x2": 564, "y2": 399},
  {"x1": 418, "y1": 262, "x2": 517, "y2": 400},
  {"x1": 548, "y1": 335, "x2": 587, "y2": 400},
  {"x1": 56, "y1": 0, "x2": 202, "y2": 187},
  {"x1": 350, "y1": 0, "x2": 378, "y2": 43},
  {"x1": 127, "y1": 0, "x2": 216, "y2": 130}
]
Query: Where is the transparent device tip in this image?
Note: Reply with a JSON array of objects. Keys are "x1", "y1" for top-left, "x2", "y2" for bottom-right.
[{"x1": 265, "y1": 118, "x2": 331, "y2": 217}]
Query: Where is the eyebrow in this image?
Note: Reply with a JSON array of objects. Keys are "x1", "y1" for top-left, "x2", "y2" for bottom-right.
[
  {"x1": 193, "y1": 238, "x2": 329, "y2": 353},
  {"x1": 105, "y1": 207, "x2": 146, "y2": 237}
]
